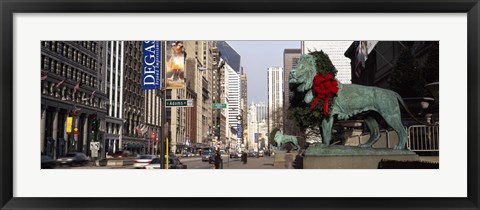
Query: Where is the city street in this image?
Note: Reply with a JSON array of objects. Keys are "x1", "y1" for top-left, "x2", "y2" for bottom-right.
[{"x1": 50, "y1": 155, "x2": 277, "y2": 169}]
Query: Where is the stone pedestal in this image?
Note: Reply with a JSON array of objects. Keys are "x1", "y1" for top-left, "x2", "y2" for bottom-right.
[
  {"x1": 304, "y1": 145, "x2": 419, "y2": 169},
  {"x1": 273, "y1": 151, "x2": 295, "y2": 169},
  {"x1": 344, "y1": 130, "x2": 399, "y2": 149}
]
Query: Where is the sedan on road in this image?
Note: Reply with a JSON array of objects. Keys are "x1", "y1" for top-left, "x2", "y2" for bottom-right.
[
  {"x1": 133, "y1": 155, "x2": 156, "y2": 169},
  {"x1": 258, "y1": 150, "x2": 264, "y2": 157},
  {"x1": 145, "y1": 157, "x2": 187, "y2": 169},
  {"x1": 201, "y1": 152, "x2": 214, "y2": 163},
  {"x1": 56, "y1": 152, "x2": 89, "y2": 167},
  {"x1": 111, "y1": 150, "x2": 131, "y2": 158},
  {"x1": 229, "y1": 152, "x2": 239, "y2": 158}
]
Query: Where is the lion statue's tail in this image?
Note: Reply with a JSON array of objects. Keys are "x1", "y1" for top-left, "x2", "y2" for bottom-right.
[{"x1": 394, "y1": 93, "x2": 433, "y2": 126}]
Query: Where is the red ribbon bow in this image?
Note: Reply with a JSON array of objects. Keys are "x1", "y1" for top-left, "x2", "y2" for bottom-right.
[{"x1": 310, "y1": 73, "x2": 339, "y2": 115}]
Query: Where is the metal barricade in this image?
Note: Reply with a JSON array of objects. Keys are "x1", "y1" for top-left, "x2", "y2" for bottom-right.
[{"x1": 406, "y1": 124, "x2": 439, "y2": 152}]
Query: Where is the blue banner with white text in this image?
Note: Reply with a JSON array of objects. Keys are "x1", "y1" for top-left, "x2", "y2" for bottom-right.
[
  {"x1": 142, "y1": 41, "x2": 161, "y2": 90},
  {"x1": 237, "y1": 123, "x2": 243, "y2": 139}
]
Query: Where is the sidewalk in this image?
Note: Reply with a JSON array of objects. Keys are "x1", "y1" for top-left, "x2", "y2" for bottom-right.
[{"x1": 221, "y1": 156, "x2": 276, "y2": 169}]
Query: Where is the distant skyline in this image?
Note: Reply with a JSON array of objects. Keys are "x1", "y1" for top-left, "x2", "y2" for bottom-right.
[{"x1": 227, "y1": 41, "x2": 301, "y2": 105}]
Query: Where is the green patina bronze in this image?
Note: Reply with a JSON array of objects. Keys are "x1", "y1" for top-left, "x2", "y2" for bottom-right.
[
  {"x1": 290, "y1": 54, "x2": 414, "y2": 150},
  {"x1": 305, "y1": 144, "x2": 416, "y2": 156},
  {"x1": 272, "y1": 129, "x2": 299, "y2": 151}
]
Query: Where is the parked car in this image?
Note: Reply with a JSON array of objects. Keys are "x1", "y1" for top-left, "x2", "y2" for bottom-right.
[
  {"x1": 145, "y1": 157, "x2": 187, "y2": 169},
  {"x1": 182, "y1": 152, "x2": 195, "y2": 157},
  {"x1": 133, "y1": 155, "x2": 156, "y2": 169},
  {"x1": 111, "y1": 150, "x2": 131, "y2": 158},
  {"x1": 41, "y1": 155, "x2": 56, "y2": 169},
  {"x1": 229, "y1": 152, "x2": 239, "y2": 158},
  {"x1": 56, "y1": 152, "x2": 89, "y2": 166},
  {"x1": 258, "y1": 150, "x2": 264, "y2": 157},
  {"x1": 201, "y1": 151, "x2": 214, "y2": 163},
  {"x1": 248, "y1": 151, "x2": 255, "y2": 157}
]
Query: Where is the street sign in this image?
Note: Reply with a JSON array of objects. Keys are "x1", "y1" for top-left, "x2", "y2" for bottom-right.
[
  {"x1": 90, "y1": 142, "x2": 100, "y2": 157},
  {"x1": 166, "y1": 99, "x2": 193, "y2": 107},
  {"x1": 211, "y1": 103, "x2": 227, "y2": 109},
  {"x1": 92, "y1": 150, "x2": 98, "y2": 158}
]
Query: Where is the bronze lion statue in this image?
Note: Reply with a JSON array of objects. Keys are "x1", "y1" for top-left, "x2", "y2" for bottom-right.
[{"x1": 289, "y1": 54, "x2": 422, "y2": 150}]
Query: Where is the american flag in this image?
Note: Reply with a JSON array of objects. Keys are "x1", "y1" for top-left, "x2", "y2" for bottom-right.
[
  {"x1": 81, "y1": 90, "x2": 96, "y2": 101},
  {"x1": 141, "y1": 125, "x2": 148, "y2": 135},
  {"x1": 54, "y1": 80, "x2": 65, "y2": 89},
  {"x1": 135, "y1": 125, "x2": 142, "y2": 135},
  {"x1": 354, "y1": 41, "x2": 368, "y2": 79},
  {"x1": 73, "y1": 82, "x2": 81, "y2": 94},
  {"x1": 89, "y1": 90, "x2": 96, "y2": 100}
]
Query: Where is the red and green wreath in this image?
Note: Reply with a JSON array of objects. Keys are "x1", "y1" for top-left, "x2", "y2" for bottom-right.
[{"x1": 308, "y1": 51, "x2": 339, "y2": 117}]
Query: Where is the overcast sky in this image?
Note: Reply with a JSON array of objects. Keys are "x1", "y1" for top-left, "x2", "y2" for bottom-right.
[{"x1": 227, "y1": 41, "x2": 301, "y2": 105}]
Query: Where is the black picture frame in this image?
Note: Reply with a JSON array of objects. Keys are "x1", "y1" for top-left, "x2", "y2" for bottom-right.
[{"x1": 1, "y1": 0, "x2": 479, "y2": 209}]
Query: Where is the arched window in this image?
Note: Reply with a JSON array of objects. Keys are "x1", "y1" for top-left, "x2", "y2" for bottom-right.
[
  {"x1": 50, "y1": 59, "x2": 55, "y2": 72},
  {"x1": 57, "y1": 42, "x2": 62, "y2": 54},
  {"x1": 62, "y1": 44, "x2": 67, "y2": 56},
  {"x1": 62, "y1": 64, "x2": 67, "y2": 77},
  {"x1": 68, "y1": 47, "x2": 72, "y2": 59},
  {"x1": 82, "y1": 55, "x2": 86, "y2": 66},
  {"x1": 51, "y1": 41, "x2": 56, "y2": 51},
  {"x1": 56, "y1": 63, "x2": 61, "y2": 74},
  {"x1": 73, "y1": 50, "x2": 77, "y2": 62},
  {"x1": 85, "y1": 75, "x2": 89, "y2": 86}
]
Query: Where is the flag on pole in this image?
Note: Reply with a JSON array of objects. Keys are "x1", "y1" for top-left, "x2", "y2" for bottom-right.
[
  {"x1": 81, "y1": 91, "x2": 95, "y2": 101},
  {"x1": 89, "y1": 90, "x2": 96, "y2": 100},
  {"x1": 141, "y1": 125, "x2": 148, "y2": 135},
  {"x1": 55, "y1": 80, "x2": 65, "y2": 89},
  {"x1": 135, "y1": 125, "x2": 142, "y2": 135},
  {"x1": 73, "y1": 82, "x2": 81, "y2": 95},
  {"x1": 354, "y1": 41, "x2": 368, "y2": 79}
]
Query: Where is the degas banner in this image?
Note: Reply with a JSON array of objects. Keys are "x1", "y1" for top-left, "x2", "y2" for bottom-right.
[
  {"x1": 142, "y1": 41, "x2": 161, "y2": 90},
  {"x1": 166, "y1": 41, "x2": 186, "y2": 89}
]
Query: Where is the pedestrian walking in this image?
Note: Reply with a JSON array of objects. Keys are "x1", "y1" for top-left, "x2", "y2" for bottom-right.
[
  {"x1": 214, "y1": 151, "x2": 222, "y2": 169},
  {"x1": 293, "y1": 149, "x2": 304, "y2": 169},
  {"x1": 241, "y1": 151, "x2": 247, "y2": 164}
]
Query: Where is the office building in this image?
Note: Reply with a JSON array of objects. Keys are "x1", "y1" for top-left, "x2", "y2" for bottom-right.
[
  {"x1": 301, "y1": 41, "x2": 352, "y2": 84},
  {"x1": 267, "y1": 66, "x2": 284, "y2": 133},
  {"x1": 41, "y1": 41, "x2": 107, "y2": 159}
]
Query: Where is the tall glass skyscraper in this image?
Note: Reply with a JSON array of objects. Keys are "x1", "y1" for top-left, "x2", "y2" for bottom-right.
[{"x1": 267, "y1": 67, "x2": 284, "y2": 133}]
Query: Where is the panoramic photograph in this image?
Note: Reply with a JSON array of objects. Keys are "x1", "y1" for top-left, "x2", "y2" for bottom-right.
[{"x1": 40, "y1": 41, "x2": 439, "y2": 169}]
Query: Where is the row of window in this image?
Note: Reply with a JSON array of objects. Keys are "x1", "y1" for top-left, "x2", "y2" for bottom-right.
[
  {"x1": 42, "y1": 41, "x2": 98, "y2": 71},
  {"x1": 41, "y1": 80, "x2": 103, "y2": 109},
  {"x1": 41, "y1": 55, "x2": 96, "y2": 88},
  {"x1": 75, "y1": 41, "x2": 98, "y2": 53}
]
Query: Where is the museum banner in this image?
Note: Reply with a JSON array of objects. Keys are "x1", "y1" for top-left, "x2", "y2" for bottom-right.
[
  {"x1": 142, "y1": 41, "x2": 161, "y2": 90},
  {"x1": 165, "y1": 41, "x2": 186, "y2": 89}
]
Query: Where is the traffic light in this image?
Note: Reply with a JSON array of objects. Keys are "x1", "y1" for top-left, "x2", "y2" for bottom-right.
[
  {"x1": 90, "y1": 120, "x2": 97, "y2": 133},
  {"x1": 215, "y1": 124, "x2": 220, "y2": 139}
]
